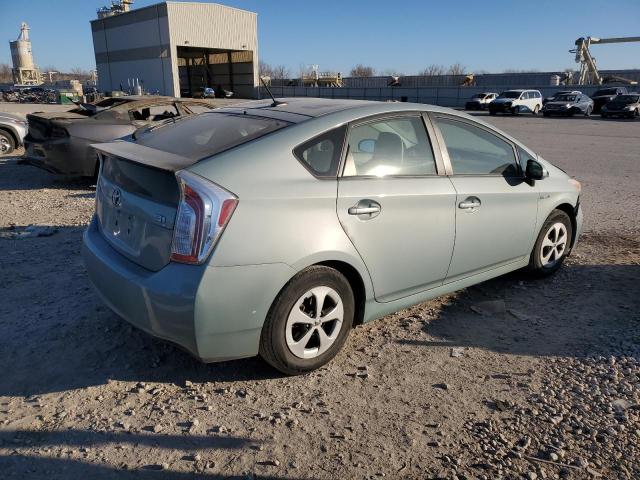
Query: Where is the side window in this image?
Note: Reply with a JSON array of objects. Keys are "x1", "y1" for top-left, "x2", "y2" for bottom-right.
[
  {"x1": 129, "y1": 104, "x2": 179, "y2": 122},
  {"x1": 436, "y1": 117, "x2": 519, "y2": 176},
  {"x1": 182, "y1": 103, "x2": 215, "y2": 115},
  {"x1": 293, "y1": 126, "x2": 346, "y2": 178},
  {"x1": 343, "y1": 116, "x2": 437, "y2": 177}
]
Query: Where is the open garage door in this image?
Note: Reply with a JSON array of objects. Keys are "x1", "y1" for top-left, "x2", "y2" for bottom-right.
[{"x1": 177, "y1": 47, "x2": 255, "y2": 99}]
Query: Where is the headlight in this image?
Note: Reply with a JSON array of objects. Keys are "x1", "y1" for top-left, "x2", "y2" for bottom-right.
[
  {"x1": 568, "y1": 178, "x2": 582, "y2": 194},
  {"x1": 624, "y1": 105, "x2": 633, "y2": 110}
]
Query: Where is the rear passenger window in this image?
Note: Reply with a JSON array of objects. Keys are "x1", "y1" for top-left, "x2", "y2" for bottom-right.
[
  {"x1": 294, "y1": 126, "x2": 346, "y2": 177},
  {"x1": 343, "y1": 116, "x2": 437, "y2": 177},
  {"x1": 436, "y1": 118, "x2": 519, "y2": 176}
]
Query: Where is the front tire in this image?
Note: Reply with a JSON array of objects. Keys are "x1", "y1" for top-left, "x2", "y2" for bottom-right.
[
  {"x1": 527, "y1": 210, "x2": 573, "y2": 277},
  {"x1": 259, "y1": 266, "x2": 354, "y2": 375},
  {"x1": 0, "y1": 130, "x2": 15, "y2": 155}
]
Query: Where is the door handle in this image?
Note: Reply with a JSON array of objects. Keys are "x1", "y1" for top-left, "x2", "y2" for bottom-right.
[
  {"x1": 348, "y1": 206, "x2": 380, "y2": 215},
  {"x1": 348, "y1": 200, "x2": 381, "y2": 217},
  {"x1": 458, "y1": 197, "x2": 481, "y2": 209}
]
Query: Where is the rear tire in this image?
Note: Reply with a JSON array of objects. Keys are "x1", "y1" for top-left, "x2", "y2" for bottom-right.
[
  {"x1": 527, "y1": 210, "x2": 573, "y2": 277},
  {"x1": 0, "y1": 130, "x2": 15, "y2": 155},
  {"x1": 489, "y1": 110, "x2": 496, "y2": 116},
  {"x1": 259, "y1": 266, "x2": 354, "y2": 375}
]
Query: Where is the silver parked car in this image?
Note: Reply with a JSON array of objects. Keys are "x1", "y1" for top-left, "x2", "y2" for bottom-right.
[
  {"x1": 83, "y1": 98, "x2": 583, "y2": 375},
  {"x1": 0, "y1": 112, "x2": 28, "y2": 155}
]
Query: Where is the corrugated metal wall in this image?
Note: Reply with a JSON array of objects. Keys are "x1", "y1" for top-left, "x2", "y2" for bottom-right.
[
  {"x1": 166, "y1": 2, "x2": 258, "y2": 97},
  {"x1": 259, "y1": 84, "x2": 629, "y2": 108}
]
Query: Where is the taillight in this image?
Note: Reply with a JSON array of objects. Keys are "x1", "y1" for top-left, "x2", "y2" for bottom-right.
[{"x1": 170, "y1": 170, "x2": 238, "y2": 265}]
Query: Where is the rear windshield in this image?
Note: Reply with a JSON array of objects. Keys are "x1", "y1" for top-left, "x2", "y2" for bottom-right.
[
  {"x1": 498, "y1": 91, "x2": 521, "y2": 99},
  {"x1": 136, "y1": 112, "x2": 290, "y2": 160}
]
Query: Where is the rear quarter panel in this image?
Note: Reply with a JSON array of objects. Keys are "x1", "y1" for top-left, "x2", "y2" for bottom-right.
[{"x1": 187, "y1": 116, "x2": 376, "y2": 301}]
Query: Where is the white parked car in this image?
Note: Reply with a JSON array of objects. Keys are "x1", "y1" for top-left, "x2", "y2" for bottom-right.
[
  {"x1": 465, "y1": 92, "x2": 498, "y2": 110},
  {"x1": 489, "y1": 89, "x2": 543, "y2": 115}
]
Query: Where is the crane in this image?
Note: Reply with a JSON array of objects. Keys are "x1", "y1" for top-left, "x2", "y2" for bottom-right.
[{"x1": 571, "y1": 36, "x2": 640, "y2": 85}]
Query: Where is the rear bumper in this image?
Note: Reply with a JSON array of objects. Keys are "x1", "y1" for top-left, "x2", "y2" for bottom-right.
[
  {"x1": 82, "y1": 216, "x2": 295, "y2": 362},
  {"x1": 24, "y1": 136, "x2": 95, "y2": 176}
]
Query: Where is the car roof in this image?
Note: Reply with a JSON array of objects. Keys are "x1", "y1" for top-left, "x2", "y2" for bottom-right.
[{"x1": 215, "y1": 97, "x2": 461, "y2": 124}]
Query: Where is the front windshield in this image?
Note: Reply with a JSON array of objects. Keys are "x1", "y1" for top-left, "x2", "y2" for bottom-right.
[
  {"x1": 555, "y1": 95, "x2": 576, "y2": 102},
  {"x1": 615, "y1": 95, "x2": 639, "y2": 103},
  {"x1": 498, "y1": 91, "x2": 521, "y2": 99}
]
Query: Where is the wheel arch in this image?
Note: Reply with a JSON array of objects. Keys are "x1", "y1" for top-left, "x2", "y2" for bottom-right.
[
  {"x1": 552, "y1": 202, "x2": 578, "y2": 248},
  {"x1": 314, "y1": 260, "x2": 366, "y2": 327}
]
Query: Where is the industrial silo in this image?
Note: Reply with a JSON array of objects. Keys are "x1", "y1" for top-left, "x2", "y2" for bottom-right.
[{"x1": 9, "y1": 22, "x2": 42, "y2": 86}]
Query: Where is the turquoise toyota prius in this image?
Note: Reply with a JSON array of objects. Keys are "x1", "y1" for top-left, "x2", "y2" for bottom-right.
[{"x1": 83, "y1": 98, "x2": 583, "y2": 375}]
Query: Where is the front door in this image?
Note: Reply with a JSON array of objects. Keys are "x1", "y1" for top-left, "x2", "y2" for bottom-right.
[
  {"x1": 432, "y1": 115, "x2": 539, "y2": 282},
  {"x1": 337, "y1": 114, "x2": 457, "y2": 302}
]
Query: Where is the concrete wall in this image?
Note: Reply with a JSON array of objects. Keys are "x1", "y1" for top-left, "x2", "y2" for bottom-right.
[{"x1": 259, "y1": 85, "x2": 626, "y2": 108}]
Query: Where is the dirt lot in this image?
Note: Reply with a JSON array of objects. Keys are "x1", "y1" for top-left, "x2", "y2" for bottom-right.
[{"x1": 0, "y1": 108, "x2": 639, "y2": 480}]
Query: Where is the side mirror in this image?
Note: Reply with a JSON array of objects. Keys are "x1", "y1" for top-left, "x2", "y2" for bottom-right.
[
  {"x1": 358, "y1": 139, "x2": 376, "y2": 154},
  {"x1": 526, "y1": 159, "x2": 546, "y2": 181}
]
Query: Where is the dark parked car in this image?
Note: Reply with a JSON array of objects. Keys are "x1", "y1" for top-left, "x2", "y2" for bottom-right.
[
  {"x1": 24, "y1": 96, "x2": 216, "y2": 177},
  {"x1": 601, "y1": 93, "x2": 640, "y2": 119},
  {"x1": 542, "y1": 92, "x2": 593, "y2": 117},
  {"x1": 590, "y1": 87, "x2": 628, "y2": 113}
]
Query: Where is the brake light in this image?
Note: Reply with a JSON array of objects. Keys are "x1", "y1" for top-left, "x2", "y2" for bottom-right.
[{"x1": 170, "y1": 170, "x2": 238, "y2": 265}]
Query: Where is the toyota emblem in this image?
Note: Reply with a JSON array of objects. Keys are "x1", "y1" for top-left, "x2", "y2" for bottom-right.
[{"x1": 111, "y1": 188, "x2": 122, "y2": 207}]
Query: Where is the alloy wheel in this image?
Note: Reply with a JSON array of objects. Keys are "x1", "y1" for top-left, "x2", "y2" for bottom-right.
[
  {"x1": 540, "y1": 222, "x2": 568, "y2": 267},
  {"x1": 285, "y1": 286, "x2": 344, "y2": 359},
  {"x1": 0, "y1": 135, "x2": 10, "y2": 154}
]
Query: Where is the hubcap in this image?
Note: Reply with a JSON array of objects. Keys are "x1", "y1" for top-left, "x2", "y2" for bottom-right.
[
  {"x1": 285, "y1": 286, "x2": 344, "y2": 359},
  {"x1": 0, "y1": 136, "x2": 9, "y2": 154},
  {"x1": 540, "y1": 222, "x2": 568, "y2": 267}
]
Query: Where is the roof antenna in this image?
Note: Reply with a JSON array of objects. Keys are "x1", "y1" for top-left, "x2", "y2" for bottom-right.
[{"x1": 260, "y1": 77, "x2": 286, "y2": 107}]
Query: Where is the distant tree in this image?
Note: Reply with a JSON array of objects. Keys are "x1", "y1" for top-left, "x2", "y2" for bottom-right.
[
  {"x1": 447, "y1": 63, "x2": 467, "y2": 76},
  {"x1": 0, "y1": 63, "x2": 12, "y2": 83},
  {"x1": 349, "y1": 64, "x2": 375, "y2": 77},
  {"x1": 259, "y1": 61, "x2": 274, "y2": 78},
  {"x1": 271, "y1": 65, "x2": 291, "y2": 79},
  {"x1": 420, "y1": 64, "x2": 445, "y2": 76}
]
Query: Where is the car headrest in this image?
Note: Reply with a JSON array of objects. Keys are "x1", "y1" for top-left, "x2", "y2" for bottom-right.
[{"x1": 373, "y1": 132, "x2": 403, "y2": 160}]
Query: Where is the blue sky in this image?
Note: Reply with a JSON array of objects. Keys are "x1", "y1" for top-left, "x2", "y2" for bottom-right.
[{"x1": 1, "y1": 0, "x2": 639, "y2": 74}]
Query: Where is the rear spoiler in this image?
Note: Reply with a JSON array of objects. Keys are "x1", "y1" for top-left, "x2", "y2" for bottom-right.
[{"x1": 91, "y1": 140, "x2": 196, "y2": 172}]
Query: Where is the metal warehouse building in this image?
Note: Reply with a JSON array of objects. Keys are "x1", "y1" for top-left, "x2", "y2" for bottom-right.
[{"x1": 91, "y1": 1, "x2": 258, "y2": 98}]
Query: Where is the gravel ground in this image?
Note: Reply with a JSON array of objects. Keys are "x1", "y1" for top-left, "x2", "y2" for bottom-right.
[{"x1": 0, "y1": 109, "x2": 639, "y2": 479}]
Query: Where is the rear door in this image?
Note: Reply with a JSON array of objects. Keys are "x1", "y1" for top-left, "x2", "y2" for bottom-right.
[
  {"x1": 337, "y1": 113, "x2": 457, "y2": 302},
  {"x1": 432, "y1": 114, "x2": 539, "y2": 282}
]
